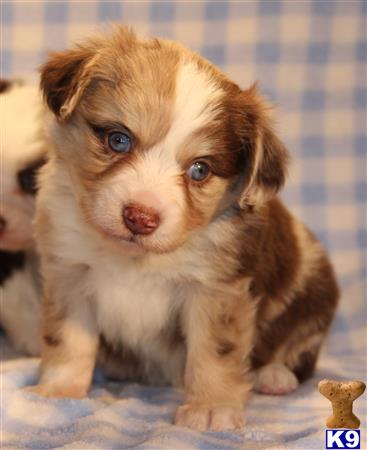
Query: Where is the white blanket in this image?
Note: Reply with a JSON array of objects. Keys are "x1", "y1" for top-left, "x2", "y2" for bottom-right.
[{"x1": 2, "y1": 278, "x2": 365, "y2": 450}]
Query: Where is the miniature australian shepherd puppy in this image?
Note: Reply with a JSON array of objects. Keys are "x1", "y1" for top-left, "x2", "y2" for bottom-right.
[
  {"x1": 0, "y1": 79, "x2": 45, "y2": 356},
  {"x1": 28, "y1": 27, "x2": 339, "y2": 431}
]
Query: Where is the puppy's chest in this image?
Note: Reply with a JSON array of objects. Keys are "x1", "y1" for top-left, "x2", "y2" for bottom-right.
[{"x1": 91, "y1": 259, "x2": 179, "y2": 351}]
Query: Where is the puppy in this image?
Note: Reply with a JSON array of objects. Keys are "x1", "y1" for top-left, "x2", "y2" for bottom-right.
[
  {"x1": 0, "y1": 79, "x2": 45, "y2": 356},
  {"x1": 30, "y1": 28, "x2": 339, "y2": 431}
]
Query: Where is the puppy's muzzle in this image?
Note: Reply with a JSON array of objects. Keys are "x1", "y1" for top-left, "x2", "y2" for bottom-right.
[{"x1": 123, "y1": 204, "x2": 160, "y2": 235}]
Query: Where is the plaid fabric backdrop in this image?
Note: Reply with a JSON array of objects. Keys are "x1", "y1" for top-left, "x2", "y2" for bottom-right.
[{"x1": 1, "y1": 2, "x2": 366, "y2": 449}]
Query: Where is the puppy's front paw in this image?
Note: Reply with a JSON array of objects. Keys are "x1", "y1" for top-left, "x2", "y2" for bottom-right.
[
  {"x1": 174, "y1": 404, "x2": 246, "y2": 431},
  {"x1": 24, "y1": 384, "x2": 87, "y2": 399},
  {"x1": 254, "y1": 363, "x2": 299, "y2": 395}
]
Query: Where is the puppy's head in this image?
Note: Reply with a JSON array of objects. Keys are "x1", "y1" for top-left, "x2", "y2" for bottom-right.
[
  {"x1": 0, "y1": 80, "x2": 46, "y2": 251},
  {"x1": 41, "y1": 27, "x2": 288, "y2": 254}
]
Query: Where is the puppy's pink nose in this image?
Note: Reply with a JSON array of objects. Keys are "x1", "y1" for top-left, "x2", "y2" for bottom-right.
[
  {"x1": 123, "y1": 204, "x2": 160, "y2": 235},
  {"x1": 0, "y1": 216, "x2": 6, "y2": 235}
]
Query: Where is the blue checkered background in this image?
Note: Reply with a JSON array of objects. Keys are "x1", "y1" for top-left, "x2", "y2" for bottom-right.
[{"x1": 1, "y1": 2, "x2": 366, "y2": 449}]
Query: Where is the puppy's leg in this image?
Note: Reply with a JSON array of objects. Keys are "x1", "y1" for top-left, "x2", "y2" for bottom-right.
[
  {"x1": 175, "y1": 287, "x2": 256, "y2": 431},
  {"x1": 26, "y1": 266, "x2": 98, "y2": 398},
  {"x1": 253, "y1": 250, "x2": 339, "y2": 395},
  {"x1": 253, "y1": 324, "x2": 324, "y2": 396}
]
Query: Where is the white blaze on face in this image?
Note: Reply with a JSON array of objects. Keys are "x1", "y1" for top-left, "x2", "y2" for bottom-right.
[
  {"x1": 92, "y1": 61, "x2": 224, "y2": 247},
  {"x1": 168, "y1": 60, "x2": 224, "y2": 151},
  {"x1": 124, "y1": 60, "x2": 224, "y2": 211}
]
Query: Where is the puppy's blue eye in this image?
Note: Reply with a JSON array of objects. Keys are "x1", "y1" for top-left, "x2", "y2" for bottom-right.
[
  {"x1": 108, "y1": 132, "x2": 131, "y2": 153},
  {"x1": 187, "y1": 161, "x2": 210, "y2": 182}
]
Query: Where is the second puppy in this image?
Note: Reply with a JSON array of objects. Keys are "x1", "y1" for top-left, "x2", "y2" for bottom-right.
[
  {"x1": 30, "y1": 28, "x2": 339, "y2": 431},
  {"x1": 0, "y1": 79, "x2": 45, "y2": 356}
]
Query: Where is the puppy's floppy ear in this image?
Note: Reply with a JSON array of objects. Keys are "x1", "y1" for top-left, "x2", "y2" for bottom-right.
[
  {"x1": 237, "y1": 85, "x2": 289, "y2": 208},
  {"x1": 40, "y1": 47, "x2": 96, "y2": 120}
]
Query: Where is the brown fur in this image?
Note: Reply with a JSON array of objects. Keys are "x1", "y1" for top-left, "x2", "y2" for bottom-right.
[
  {"x1": 30, "y1": 27, "x2": 339, "y2": 431},
  {"x1": 0, "y1": 78, "x2": 12, "y2": 93}
]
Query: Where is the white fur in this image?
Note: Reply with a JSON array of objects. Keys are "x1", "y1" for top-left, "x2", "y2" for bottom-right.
[
  {"x1": 93, "y1": 257, "x2": 174, "y2": 348},
  {"x1": 0, "y1": 252, "x2": 41, "y2": 355},
  {"x1": 1, "y1": 83, "x2": 44, "y2": 250},
  {"x1": 175, "y1": 404, "x2": 246, "y2": 432},
  {"x1": 91, "y1": 149, "x2": 188, "y2": 251},
  {"x1": 40, "y1": 163, "x2": 184, "y2": 313},
  {"x1": 2, "y1": 84, "x2": 43, "y2": 166},
  {"x1": 0, "y1": 81, "x2": 45, "y2": 355},
  {"x1": 254, "y1": 363, "x2": 299, "y2": 395},
  {"x1": 169, "y1": 60, "x2": 223, "y2": 149}
]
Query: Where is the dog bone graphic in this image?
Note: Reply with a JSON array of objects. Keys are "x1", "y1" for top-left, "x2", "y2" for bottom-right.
[{"x1": 318, "y1": 379, "x2": 366, "y2": 429}]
